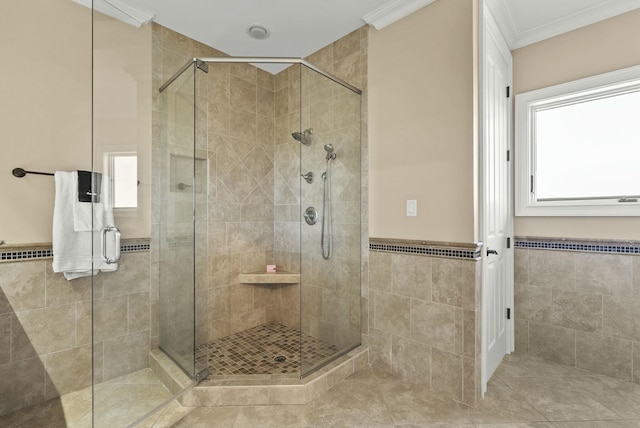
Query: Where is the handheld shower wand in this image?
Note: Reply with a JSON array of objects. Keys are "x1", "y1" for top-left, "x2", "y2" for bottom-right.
[{"x1": 321, "y1": 144, "x2": 336, "y2": 260}]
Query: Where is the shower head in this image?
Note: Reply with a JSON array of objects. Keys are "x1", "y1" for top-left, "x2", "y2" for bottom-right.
[
  {"x1": 324, "y1": 144, "x2": 336, "y2": 161},
  {"x1": 292, "y1": 128, "x2": 313, "y2": 145}
]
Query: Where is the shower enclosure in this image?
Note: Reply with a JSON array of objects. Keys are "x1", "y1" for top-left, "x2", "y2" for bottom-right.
[{"x1": 157, "y1": 57, "x2": 362, "y2": 381}]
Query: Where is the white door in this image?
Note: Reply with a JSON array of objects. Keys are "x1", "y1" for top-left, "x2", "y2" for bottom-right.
[{"x1": 481, "y1": 5, "x2": 513, "y2": 395}]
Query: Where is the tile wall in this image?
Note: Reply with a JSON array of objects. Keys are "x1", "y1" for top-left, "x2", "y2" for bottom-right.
[
  {"x1": 368, "y1": 242, "x2": 482, "y2": 407},
  {"x1": 514, "y1": 239, "x2": 640, "y2": 384},
  {"x1": 0, "y1": 248, "x2": 152, "y2": 417}
]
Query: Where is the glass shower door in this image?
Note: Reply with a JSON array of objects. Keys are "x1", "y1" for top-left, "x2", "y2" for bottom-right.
[
  {"x1": 299, "y1": 65, "x2": 362, "y2": 376},
  {"x1": 158, "y1": 63, "x2": 198, "y2": 376}
]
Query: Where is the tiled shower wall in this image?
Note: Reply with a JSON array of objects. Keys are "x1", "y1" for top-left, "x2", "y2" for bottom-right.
[
  {"x1": 368, "y1": 244, "x2": 482, "y2": 407},
  {"x1": 0, "y1": 249, "x2": 152, "y2": 417},
  {"x1": 514, "y1": 240, "x2": 640, "y2": 384},
  {"x1": 273, "y1": 28, "x2": 368, "y2": 350}
]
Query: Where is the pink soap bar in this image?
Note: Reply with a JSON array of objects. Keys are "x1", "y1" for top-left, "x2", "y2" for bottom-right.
[{"x1": 266, "y1": 265, "x2": 277, "y2": 273}]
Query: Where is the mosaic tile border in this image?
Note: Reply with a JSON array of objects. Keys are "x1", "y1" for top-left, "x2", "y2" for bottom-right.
[
  {"x1": 515, "y1": 237, "x2": 640, "y2": 255},
  {"x1": 369, "y1": 238, "x2": 483, "y2": 260},
  {"x1": 0, "y1": 239, "x2": 150, "y2": 262}
]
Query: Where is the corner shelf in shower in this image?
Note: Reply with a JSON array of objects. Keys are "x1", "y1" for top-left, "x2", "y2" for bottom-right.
[{"x1": 238, "y1": 271, "x2": 300, "y2": 284}]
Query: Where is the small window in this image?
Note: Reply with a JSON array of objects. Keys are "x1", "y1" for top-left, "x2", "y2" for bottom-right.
[
  {"x1": 106, "y1": 152, "x2": 138, "y2": 209},
  {"x1": 515, "y1": 65, "x2": 640, "y2": 216}
]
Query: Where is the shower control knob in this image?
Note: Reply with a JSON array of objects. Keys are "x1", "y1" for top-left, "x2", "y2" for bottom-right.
[
  {"x1": 301, "y1": 171, "x2": 314, "y2": 184},
  {"x1": 304, "y1": 207, "x2": 318, "y2": 225}
]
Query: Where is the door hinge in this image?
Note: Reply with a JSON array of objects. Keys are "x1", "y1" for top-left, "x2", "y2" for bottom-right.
[
  {"x1": 507, "y1": 237, "x2": 511, "y2": 249},
  {"x1": 507, "y1": 150, "x2": 510, "y2": 162},
  {"x1": 507, "y1": 308, "x2": 511, "y2": 320},
  {"x1": 506, "y1": 86, "x2": 510, "y2": 98}
]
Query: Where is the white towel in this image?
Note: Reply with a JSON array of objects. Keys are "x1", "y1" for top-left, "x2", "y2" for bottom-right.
[
  {"x1": 73, "y1": 171, "x2": 104, "y2": 232},
  {"x1": 52, "y1": 171, "x2": 118, "y2": 280}
]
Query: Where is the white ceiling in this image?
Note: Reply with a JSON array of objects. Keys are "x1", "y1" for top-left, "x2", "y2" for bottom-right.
[{"x1": 90, "y1": 0, "x2": 640, "y2": 72}]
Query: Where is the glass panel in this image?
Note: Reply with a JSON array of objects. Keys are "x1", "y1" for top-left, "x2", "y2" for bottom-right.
[
  {"x1": 158, "y1": 64, "x2": 197, "y2": 376},
  {"x1": 535, "y1": 89, "x2": 640, "y2": 200},
  {"x1": 92, "y1": 8, "x2": 161, "y2": 427},
  {"x1": 299, "y1": 65, "x2": 361, "y2": 376}
]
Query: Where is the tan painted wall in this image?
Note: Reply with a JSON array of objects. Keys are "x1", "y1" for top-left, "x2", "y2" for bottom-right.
[
  {"x1": 368, "y1": 0, "x2": 477, "y2": 243},
  {"x1": 513, "y1": 9, "x2": 640, "y2": 240},
  {"x1": 0, "y1": 0, "x2": 151, "y2": 245},
  {"x1": 0, "y1": 0, "x2": 91, "y2": 245}
]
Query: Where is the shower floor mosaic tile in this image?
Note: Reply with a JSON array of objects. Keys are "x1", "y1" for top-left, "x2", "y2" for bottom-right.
[{"x1": 195, "y1": 322, "x2": 340, "y2": 376}]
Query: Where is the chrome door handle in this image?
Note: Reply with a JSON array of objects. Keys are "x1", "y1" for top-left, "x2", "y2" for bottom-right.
[
  {"x1": 102, "y1": 225, "x2": 121, "y2": 264},
  {"x1": 487, "y1": 249, "x2": 498, "y2": 256}
]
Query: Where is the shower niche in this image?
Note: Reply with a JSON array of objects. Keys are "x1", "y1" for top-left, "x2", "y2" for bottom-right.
[{"x1": 157, "y1": 58, "x2": 362, "y2": 381}]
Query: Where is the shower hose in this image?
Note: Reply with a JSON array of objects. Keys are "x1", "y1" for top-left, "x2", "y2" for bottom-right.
[{"x1": 321, "y1": 161, "x2": 333, "y2": 260}]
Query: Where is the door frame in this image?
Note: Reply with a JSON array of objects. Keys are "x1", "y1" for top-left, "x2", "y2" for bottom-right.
[{"x1": 479, "y1": 1, "x2": 514, "y2": 397}]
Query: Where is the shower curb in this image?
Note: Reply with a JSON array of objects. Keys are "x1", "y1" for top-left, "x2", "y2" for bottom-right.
[{"x1": 150, "y1": 346, "x2": 368, "y2": 407}]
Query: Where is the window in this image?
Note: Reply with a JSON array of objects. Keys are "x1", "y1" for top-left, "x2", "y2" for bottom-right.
[
  {"x1": 105, "y1": 152, "x2": 138, "y2": 209},
  {"x1": 515, "y1": 65, "x2": 640, "y2": 216}
]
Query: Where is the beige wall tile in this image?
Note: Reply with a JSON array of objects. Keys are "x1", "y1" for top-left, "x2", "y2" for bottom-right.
[
  {"x1": 45, "y1": 264, "x2": 94, "y2": 306},
  {"x1": 0, "y1": 314, "x2": 9, "y2": 364},
  {"x1": 603, "y1": 296, "x2": 640, "y2": 341},
  {"x1": 257, "y1": 69, "x2": 274, "y2": 91},
  {"x1": 634, "y1": 342, "x2": 640, "y2": 384},
  {"x1": 230, "y1": 63, "x2": 257, "y2": 85},
  {"x1": 369, "y1": 251, "x2": 392, "y2": 293},
  {"x1": 0, "y1": 357, "x2": 45, "y2": 416},
  {"x1": 13, "y1": 305, "x2": 75, "y2": 356},
  {"x1": 529, "y1": 250, "x2": 575, "y2": 290},
  {"x1": 333, "y1": 29, "x2": 361, "y2": 63},
  {"x1": 103, "y1": 330, "x2": 150, "y2": 381},
  {"x1": 75, "y1": 300, "x2": 92, "y2": 346},
  {"x1": 392, "y1": 254, "x2": 431, "y2": 300},
  {"x1": 575, "y1": 331, "x2": 633, "y2": 381},
  {"x1": 514, "y1": 249, "x2": 529, "y2": 285},
  {"x1": 368, "y1": 328, "x2": 392, "y2": 369},
  {"x1": 576, "y1": 253, "x2": 633, "y2": 296},
  {"x1": 431, "y1": 348, "x2": 462, "y2": 401},
  {"x1": 333, "y1": 54, "x2": 361, "y2": 88},
  {"x1": 455, "y1": 308, "x2": 464, "y2": 355},
  {"x1": 391, "y1": 335, "x2": 430, "y2": 385},
  {"x1": 92, "y1": 295, "x2": 128, "y2": 343},
  {"x1": 514, "y1": 318, "x2": 529, "y2": 354},
  {"x1": 410, "y1": 300, "x2": 455, "y2": 353},
  {"x1": 0, "y1": 261, "x2": 45, "y2": 311},
  {"x1": 463, "y1": 309, "x2": 477, "y2": 359},
  {"x1": 462, "y1": 356, "x2": 477, "y2": 407},
  {"x1": 128, "y1": 292, "x2": 151, "y2": 333},
  {"x1": 529, "y1": 322, "x2": 576, "y2": 366},
  {"x1": 550, "y1": 290, "x2": 602, "y2": 333},
  {"x1": 515, "y1": 282, "x2": 552, "y2": 323},
  {"x1": 432, "y1": 258, "x2": 476, "y2": 309},
  {"x1": 230, "y1": 76, "x2": 257, "y2": 113},
  {"x1": 219, "y1": 386, "x2": 269, "y2": 405},
  {"x1": 373, "y1": 291, "x2": 410, "y2": 338},
  {"x1": 102, "y1": 252, "x2": 151, "y2": 296},
  {"x1": 44, "y1": 344, "x2": 92, "y2": 399},
  {"x1": 10, "y1": 314, "x2": 37, "y2": 361}
]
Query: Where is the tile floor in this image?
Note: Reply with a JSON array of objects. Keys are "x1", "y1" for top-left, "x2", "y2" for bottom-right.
[
  {"x1": 4, "y1": 353, "x2": 640, "y2": 427},
  {"x1": 195, "y1": 322, "x2": 340, "y2": 376},
  {"x1": 171, "y1": 353, "x2": 640, "y2": 427}
]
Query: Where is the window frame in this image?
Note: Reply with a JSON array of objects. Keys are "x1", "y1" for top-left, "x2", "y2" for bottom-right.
[{"x1": 515, "y1": 64, "x2": 640, "y2": 217}]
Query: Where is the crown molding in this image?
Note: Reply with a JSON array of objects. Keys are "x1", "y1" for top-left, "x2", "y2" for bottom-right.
[
  {"x1": 72, "y1": 0, "x2": 155, "y2": 27},
  {"x1": 363, "y1": 0, "x2": 437, "y2": 30},
  {"x1": 491, "y1": 0, "x2": 640, "y2": 50}
]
